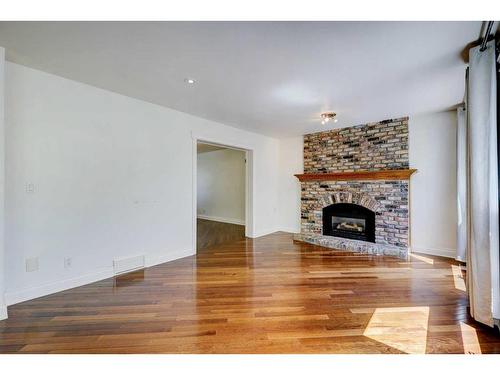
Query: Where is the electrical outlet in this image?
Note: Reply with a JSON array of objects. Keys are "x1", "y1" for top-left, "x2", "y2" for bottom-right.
[
  {"x1": 64, "y1": 257, "x2": 72, "y2": 269},
  {"x1": 25, "y1": 257, "x2": 39, "y2": 272}
]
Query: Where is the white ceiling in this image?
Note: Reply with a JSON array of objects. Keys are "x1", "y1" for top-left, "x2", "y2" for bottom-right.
[{"x1": 0, "y1": 21, "x2": 480, "y2": 137}]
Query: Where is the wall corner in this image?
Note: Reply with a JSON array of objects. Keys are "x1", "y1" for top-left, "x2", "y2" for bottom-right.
[{"x1": 0, "y1": 47, "x2": 6, "y2": 319}]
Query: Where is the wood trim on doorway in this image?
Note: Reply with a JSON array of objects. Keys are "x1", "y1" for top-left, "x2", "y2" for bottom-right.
[{"x1": 191, "y1": 133, "x2": 255, "y2": 253}]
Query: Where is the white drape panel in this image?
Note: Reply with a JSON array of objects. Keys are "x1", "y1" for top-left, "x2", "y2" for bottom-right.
[
  {"x1": 467, "y1": 40, "x2": 499, "y2": 326},
  {"x1": 456, "y1": 106, "x2": 467, "y2": 262}
]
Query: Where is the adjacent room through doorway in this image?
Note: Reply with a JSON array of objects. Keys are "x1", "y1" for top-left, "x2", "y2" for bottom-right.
[{"x1": 196, "y1": 142, "x2": 247, "y2": 252}]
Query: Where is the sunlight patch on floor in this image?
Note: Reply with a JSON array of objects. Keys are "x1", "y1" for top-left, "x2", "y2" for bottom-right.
[
  {"x1": 410, "y1": 253, "x2": 434, "y2": 265},
  {"x1": 451, "y1": 264, "x2": 466, "y2": 292},
  {"x1": 460, "y1": 322, "x2": 482, "y2": 354},
  {"x1": 363, "y1": 306, "x2": 430, "y2": 354}
]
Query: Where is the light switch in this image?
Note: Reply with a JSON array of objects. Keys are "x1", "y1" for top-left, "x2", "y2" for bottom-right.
[{"x1": 25, "y1": 183, "x2": 35, "y2": 194}]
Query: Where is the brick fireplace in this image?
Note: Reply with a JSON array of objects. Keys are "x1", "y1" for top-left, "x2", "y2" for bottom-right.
[{"x1": 294, "y1": 117, "x2": 415, "y2": 259}]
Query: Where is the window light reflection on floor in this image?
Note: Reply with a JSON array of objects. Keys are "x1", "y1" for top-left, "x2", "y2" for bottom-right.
[
  {"x1": 460, "y1": 322, "x2": 482, "y2": 354},
  {"x1": 451, "y1": 264, "x2": 466, "y2": 292},
  {"x1": 363, "y1": 306, "x2": 430, "y2": 354},
  {"x1": 410, "y1": 253, "x2": 434, "y2": 265}
]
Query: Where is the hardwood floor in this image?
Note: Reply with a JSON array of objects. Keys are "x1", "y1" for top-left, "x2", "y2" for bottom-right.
[
  {"x1": 1, "y1": 232, "x2": 499, "y2": 354},
  {"x1": 196, "y1": 218, "x2": 245, "y2": 252}
]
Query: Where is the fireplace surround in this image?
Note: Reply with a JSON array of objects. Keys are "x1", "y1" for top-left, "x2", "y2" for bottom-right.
[{"x1": 293, "y1": 117, "x2": 414, "y2": 259}]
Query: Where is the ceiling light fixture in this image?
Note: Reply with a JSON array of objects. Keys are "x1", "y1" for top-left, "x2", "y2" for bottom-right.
[
  {"x1": 184, "y1": 78, "x2": 196, "y2": 84},
  {"x1": 320, "y1": 112, "x2": 338, "y2": 125}
]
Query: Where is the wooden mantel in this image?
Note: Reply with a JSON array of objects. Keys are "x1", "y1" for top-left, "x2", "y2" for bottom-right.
[{"x1": 294, "y1": 169, "x2": 417, "y2": 182}]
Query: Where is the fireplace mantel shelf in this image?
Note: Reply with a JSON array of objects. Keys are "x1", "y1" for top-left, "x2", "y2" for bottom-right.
[{"x1": 294, "y1": 169, "x2": 417, "y2": 182}]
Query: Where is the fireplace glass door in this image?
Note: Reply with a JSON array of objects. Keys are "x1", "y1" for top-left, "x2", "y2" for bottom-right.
[
  {"x1": 322, "y1": 203, "x2": 375, "y2": 242},
  {"x1": 331, "y1": 216, "x2": 366, "y2": 239}
]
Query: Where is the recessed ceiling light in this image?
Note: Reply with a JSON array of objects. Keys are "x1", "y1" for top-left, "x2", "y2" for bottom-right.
[{"x1": 184, "y1": 78, "x2": 196, "y2": 84}]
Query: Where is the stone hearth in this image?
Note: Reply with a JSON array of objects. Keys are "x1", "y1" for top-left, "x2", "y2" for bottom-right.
[{"x1": 294, "y1": 117, "x2": 412, "y2": 259}]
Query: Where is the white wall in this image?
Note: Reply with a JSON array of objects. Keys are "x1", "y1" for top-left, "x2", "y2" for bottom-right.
[
  {"x1": 197, "y1": 148, "x2": 246, "y2": 225},
  {"x1": 409, "y1": 111, "x2": 457, "y2": 258},
  {"x1": 2, "y1": 59, "x2": 459, "y2": 310},
  {"x1": 0, "y1": 48, "x2": 6, "y2": 319},
  {"x1": 4, "y1": 62, "x2": 280, "y2": 305},
  {"x1": 277, "y1": 136, "x2": 303, "y2": 233}
]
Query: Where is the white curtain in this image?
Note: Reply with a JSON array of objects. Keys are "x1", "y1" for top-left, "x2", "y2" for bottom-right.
[
  {"x1": 456, "y1": 106, "x2": 467, "y2": 262},
  {"x1": 466, "y1": 40, "x2": 500, "y2": 327}
]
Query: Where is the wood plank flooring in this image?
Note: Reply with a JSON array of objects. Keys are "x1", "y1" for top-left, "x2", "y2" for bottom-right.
[
  {"x1": 1, "y1": 232, "x2": 500, "y2": 354},
  {"x1": 196, "y1": 218, "x2": 245, "y2": 252}
]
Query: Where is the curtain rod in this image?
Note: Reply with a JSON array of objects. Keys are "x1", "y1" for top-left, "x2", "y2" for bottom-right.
[{"x1": 480, "y1": 21, "x2": 495, "y2": 52}]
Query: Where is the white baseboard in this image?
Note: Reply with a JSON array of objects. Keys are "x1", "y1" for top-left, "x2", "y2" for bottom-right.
[
  {"x1": 5, "y1": 249, "x2": 196, "y2": 307},
  {"x1": 249, "y1": 228, "x2": 280, "y2": 238},
  {"x1": 411, "y1": 246, "x2": 456, "y2": 259},
  {"x1": 147, "y1": 249, "x2": 195, "y2": 268},
  {"x1": 0, "y1": 304, "x2": 7, "y2": 320},
  {"x1": 197, "y1": 214, "x2": 245, "y2": 226},
  {"x1": 5, "y1": 267, "x2": 114, "y2": 306},
  {"x1": 275, "y1": 227, "x2": 300, "y2": 234},
  {"x1": 248, "y1": 228, "x2": 300, "y2": 238}
]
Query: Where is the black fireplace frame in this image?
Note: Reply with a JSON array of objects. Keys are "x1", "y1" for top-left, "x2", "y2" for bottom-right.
[{"x1": 322, "y1": 203, "x2": 376, "y2": 243}]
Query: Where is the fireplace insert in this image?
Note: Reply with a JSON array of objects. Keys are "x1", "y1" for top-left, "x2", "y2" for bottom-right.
[{"x1": 322, "y1": 203, "x2": 375, "y2": 242}]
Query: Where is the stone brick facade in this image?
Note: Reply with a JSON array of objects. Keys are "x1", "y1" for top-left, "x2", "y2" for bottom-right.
[
  {"x1": 304, "y1": 117, "x2": 409, "y2": 173},
  {"x1": 296, "y1": 117, "x2": 411, "y2": 258},
  {"x1": 300, "y1": 181, "x2": 409, "y2": 248}
]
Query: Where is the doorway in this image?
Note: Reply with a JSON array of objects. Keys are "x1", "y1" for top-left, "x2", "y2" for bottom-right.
[{"x1": 194, "y1": 141, "x2": 251, "y2": 252}]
